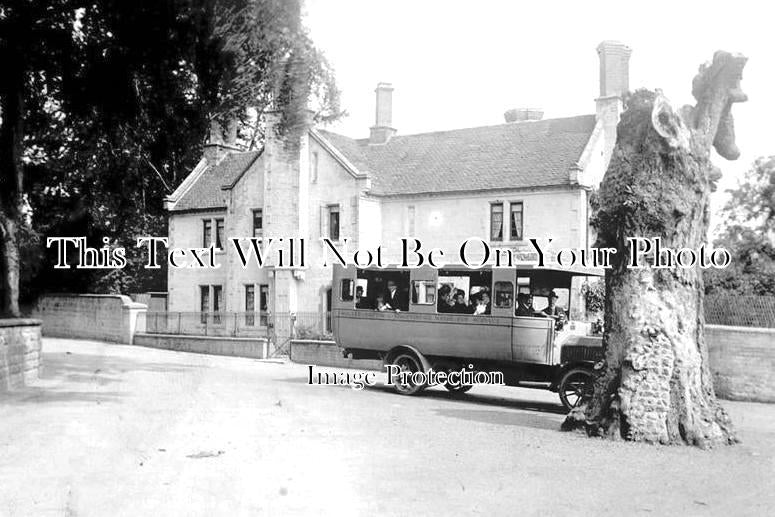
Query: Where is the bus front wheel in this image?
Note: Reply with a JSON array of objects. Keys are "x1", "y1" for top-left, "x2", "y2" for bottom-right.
[
  {"x1": 558, "y1": 367, "x2": 594, "y2": 410},
  {"x1": 391, "y1": 352, "x2": 427, "y2": 395}
]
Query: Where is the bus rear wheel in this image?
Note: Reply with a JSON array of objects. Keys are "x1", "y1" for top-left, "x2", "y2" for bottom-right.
[
  {"x1": 558, "y1": 367, "x2": 594, "y2": 411},
  {"x1": 392, "y1": 352, "x2": 427, "y2": 395}
]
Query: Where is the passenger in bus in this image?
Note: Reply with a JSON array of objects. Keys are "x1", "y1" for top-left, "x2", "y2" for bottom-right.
[
  {"x1": 374, "y1": 294, "x2": 389, "y2": 312},
  {"x1": 452, "y1": 289, "x2": 471, "y2": 313},
  {"x1": 472, "y1": 291, "x2": 491, "y2": 315},
  {"x1": 355, "y1": 286, "x2": 370, "y2": 309},
  {"x1": 437, "y1": 284, "x2": 455, "y2": 313},
  {"x1": 384, "y1": 279, "x2": 408, "y2": 312},
  {"x1": 515, "y1": 293, "x2": 534, "y2": 316}
]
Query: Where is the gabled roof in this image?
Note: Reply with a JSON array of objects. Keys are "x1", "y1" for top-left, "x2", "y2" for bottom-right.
[
  {"x1": 317, "y1": 114, "x2": 596, "y2": 196},
  {"x1": 170, "y1": 150, "x2": 261, "y2": 212}
]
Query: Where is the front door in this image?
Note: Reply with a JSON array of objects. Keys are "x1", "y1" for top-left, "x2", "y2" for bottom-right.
[{"x1": 511, "y1": 316, "x2": 553, "y2": 364}]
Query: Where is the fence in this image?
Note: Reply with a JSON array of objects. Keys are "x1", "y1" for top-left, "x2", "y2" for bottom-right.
[
  {"x1": 139, "y1": 296, "x2": 775, "y2": 341},
  {"x1": 141, "y1": 312, "x2": 269, "y2": 338},
  {"x1": 705, "y1": 295, "x2": 775, "y2": 328},
  {"x1": 140, "y1": 310, "x2": 332, "y2": 339}
]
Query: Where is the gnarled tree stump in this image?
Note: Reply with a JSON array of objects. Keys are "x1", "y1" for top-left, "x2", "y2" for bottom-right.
[{"x1": 562, "y1": 51, "x2": 747, "y2": 447}]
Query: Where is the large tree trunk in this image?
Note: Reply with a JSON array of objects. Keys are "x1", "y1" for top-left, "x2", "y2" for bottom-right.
[
  {"x1": 0, "y1": 217, "x2": 21, "y2": 317},
  {"x1": 563, "y1": 52, "x2": 748, "y2": 447},
  {"x1": 0, "y1": 54, "x2": 25, "y2": 318}
]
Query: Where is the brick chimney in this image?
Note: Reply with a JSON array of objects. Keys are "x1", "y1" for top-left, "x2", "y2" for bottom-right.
[
  {"x1": 596, "y1": 41, "x2": 631, "y2": 167},
  {"x1": 369, "y1": 82, "x2": 396, "y2": 145}
]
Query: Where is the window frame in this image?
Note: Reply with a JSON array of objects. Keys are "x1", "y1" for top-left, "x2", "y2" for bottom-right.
[
  {"x1": 509, "y1": 201, "x2": 524, "y2": 241},
  {"x1": 202, "y1": 220, "x2": 212, "y2": 248},
  {"x1": 245, "y1": 284, "x2": 256, "y2": 326},
  {"x1": 212, "y1": 285, "x2": 223, "y2": 324},
  {"x1": 199, "y1": 285, "x2": 210, "y2": 323},
  {"x1": 340, "y1": 278, "x2": 354, "y2": 301},
  {"x1": 252, "y1": 209, "x2": 263, "y2": 238},
  {"x1": 259, "y1": 284, "x2": 269, "y2": 326},
  {"x1": 310, "y1": 151, "x2": 319, "y2": 183},
  {"x1": 411, "y1": 280, "x2": 436, "y2": 305},
  {"x1": 490, "y1": 202, "x2": 504, "y2": 242},
  {"x1": 329, "y1": 205, "x2": 341, "y2": 241},
  {"x1": 493, "y1": 281, "x2": 514, "y2": 309},
  {"x1": 215, "y1": 218, "x2": 225, "y2": 250}
]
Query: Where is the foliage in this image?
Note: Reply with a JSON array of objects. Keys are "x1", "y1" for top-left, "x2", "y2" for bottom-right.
[
  {"x1": 705, "y1": 156, "x2": 775, "y2": 296},
  {"x1": 294, "y1": 324, "x2": 333, "y2": 341},
  {"x1": 1, "y1": 0, "x2": 342, "y2": 309},
  {"x1": 581, "y1": 280, "x2": 605, "y2": 315}
]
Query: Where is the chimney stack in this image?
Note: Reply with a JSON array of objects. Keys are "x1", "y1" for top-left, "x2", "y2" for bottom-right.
[
  {"x1": 595, "y1": 41, "x2": 631, "y2": 171},
  {"x1": 203, "y1": 118, "x2": 240, "y2": 164},
  {"x1": 597, "y1": 41, "x2": 631, "y2": 99},
  {"x1": 504, "y1": 108, "x2": 544, "y2": 123},
  {"x1": 369, "y1": 82, "x2": 396, "y2": 145}
]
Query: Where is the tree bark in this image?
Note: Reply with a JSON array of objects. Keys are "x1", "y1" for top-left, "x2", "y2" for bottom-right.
[
  {"x1": 563, "y1": 52, "x2": 747, "y2": 447},
  {"x1": 0, "y1": 53, "x2": 25, "y2": 318},
  {"x1": 0, "y1": 217, "x2": 21, "y2": 317}
]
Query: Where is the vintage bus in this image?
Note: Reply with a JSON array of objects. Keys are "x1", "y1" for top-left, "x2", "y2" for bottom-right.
[{"x1": 331, "y1": 263, "x2": 605, "y2": 410}]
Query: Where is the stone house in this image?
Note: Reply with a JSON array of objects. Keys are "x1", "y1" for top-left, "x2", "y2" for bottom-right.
[{"x1": 163, "y1": 40, "x2": 631, "y2": 340}]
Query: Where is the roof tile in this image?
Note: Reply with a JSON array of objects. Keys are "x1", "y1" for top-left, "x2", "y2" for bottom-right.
[
  {"x1": 172, "y1": 150, "x2": 261, "y2": 212},
  {"x1": 318, "y1": 114, "x2": 596, "y2": 196}
]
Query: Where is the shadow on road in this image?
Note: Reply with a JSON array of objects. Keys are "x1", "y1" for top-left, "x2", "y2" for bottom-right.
[
  {"x1": 40, "y1": 351, "x2": 195, "y2": 385},
  {"x1": 277, "y1": 374, "x2": 568, "y2": 416},
  {"x1": 432, "y1": 408, "x2": 563, "y2": 431},
  {"x1": 1, "y1": 349, "x2": 197, "y2": 406},
  {"x1": 1, "y1": 387, "x2": 124, "y2": 406}
]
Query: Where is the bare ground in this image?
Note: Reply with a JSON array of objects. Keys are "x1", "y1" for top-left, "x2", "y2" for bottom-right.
[{"x1": 0, "y1": 338, "x2": 773, "y2": 516}]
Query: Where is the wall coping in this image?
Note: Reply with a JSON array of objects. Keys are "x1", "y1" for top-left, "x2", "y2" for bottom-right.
[
  {"x1": 706, "y1": 324, "x2": 775, "y2": 335},
  {"x1": 290, "y1": 339, "x2": 337, "y2": 345},
  {"x1": 134, "y1": 332, "x2": 267, "y2": 343},
  {"x1": 0, "y1": 318, "x2": 42, "y2": 328},
  {"x1": 38, "y1": 293, "x2": 147, "y2": 310}
]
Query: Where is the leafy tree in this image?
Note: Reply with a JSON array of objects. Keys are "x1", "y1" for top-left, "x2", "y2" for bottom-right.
[
  {"x1": 581, "y1": 280, "x2": 605, "y2": 316},
  {"x1": 0, "y1": 0, "x2": 341, "y2": 315},
  {"x1": 705, "y1": 156, "x2": 775, "y2": 296}
]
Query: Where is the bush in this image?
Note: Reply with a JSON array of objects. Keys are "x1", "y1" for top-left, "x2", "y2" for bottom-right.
[
  {"x1": 582, "y1": 280, "x2": 605, "y2": 316},
  {"x1": 294, "y1": 324, "x2": 333, "y2": 341}
]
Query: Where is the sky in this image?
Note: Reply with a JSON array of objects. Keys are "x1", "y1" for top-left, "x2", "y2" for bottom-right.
[{"x1": 303, "y1": 0, "x2": 774, "y2": 228}]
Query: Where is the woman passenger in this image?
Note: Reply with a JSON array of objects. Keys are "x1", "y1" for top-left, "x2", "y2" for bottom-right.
[{"x1": 452, "y1": 289, "x2": 470, "y2": 313}]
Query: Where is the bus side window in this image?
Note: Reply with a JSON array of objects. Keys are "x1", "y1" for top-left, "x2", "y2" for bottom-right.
[
  {"x1": 341, "y1": 279, "x2": 354, "y2": 301},
  {"x1": 494, "y1": 281, "x2": 513, "y2": 308},
  {"x1": 411, "y1": 280, "x2": 436, "y2": 305}
]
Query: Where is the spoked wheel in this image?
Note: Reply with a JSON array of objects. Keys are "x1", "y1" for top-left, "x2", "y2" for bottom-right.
[
  {"x1": 392, "y1": 352, "x2": 427, "y2": 395},
  {"x1": 558, "y1": 368, "x2": 594, "y2": 410}
]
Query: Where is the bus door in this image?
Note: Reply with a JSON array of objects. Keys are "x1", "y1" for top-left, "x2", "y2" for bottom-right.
[{"x1": 511, "y1": 269, "x2": 554, "y2": 364}]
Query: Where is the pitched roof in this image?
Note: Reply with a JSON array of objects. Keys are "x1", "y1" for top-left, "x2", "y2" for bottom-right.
[
  {"x1": 317, "y1": 114, "x2": 596, "y2": 196},
  {"x1": 171, "y1": 150, "x2": 262, "y2": 212}
]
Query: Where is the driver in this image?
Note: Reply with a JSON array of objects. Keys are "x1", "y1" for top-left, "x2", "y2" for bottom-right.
[{"x1": 542, "y1": 291, "x2": 567, "y2": 329}]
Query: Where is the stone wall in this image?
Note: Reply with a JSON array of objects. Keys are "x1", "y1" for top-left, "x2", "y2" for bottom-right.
[
  {"x1": 0, "y1": 319, "x2": 42, "y2": 391},
  {"x1": 290, "y1": 339, "x2": 382, "y2": 371},
  {"x1": 133, "y1": 333, "x2": 270, "y2": 359},
  {"x1": 33, "y1": 294, "x2": 147, "y2": 344},
  {"x1": 707, "y1": 325, "x2": 775, "y2": 403},
  {"x1": 290, "y1": 327, "x2": 775, "y2": 403}
]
